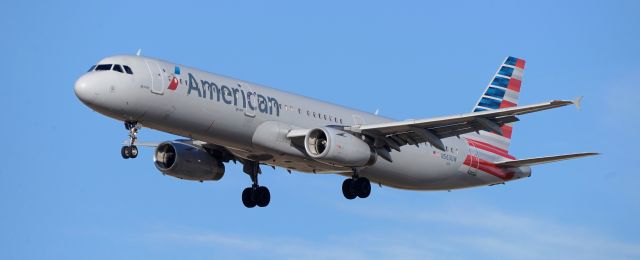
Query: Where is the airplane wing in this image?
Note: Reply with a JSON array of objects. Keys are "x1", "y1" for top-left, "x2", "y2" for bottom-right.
[
  {"x1": 346, "y1": 99, "x2": 579, "y2": 151},
  {"x1": 493, "y1": 152, "x2": 599, "y2": 167}
]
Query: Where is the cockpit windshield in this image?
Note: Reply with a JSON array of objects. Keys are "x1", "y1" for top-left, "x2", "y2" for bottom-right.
[
  {"x1": 113, "y1": 64, "x2": 124, "y2": 73},
  {"x1": 95, "y1": 64, "x2": 112, "y2": 71},
  {"x1": 88, "y1": 63, "x2": 134, "y2": 74}
]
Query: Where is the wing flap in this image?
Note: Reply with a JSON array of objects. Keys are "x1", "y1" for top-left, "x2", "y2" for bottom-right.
[
  {"x1": 350, "y1": 100, "x2": 572, "y2": 135},
  {"x1": 493, "y1": 152, "x2": 599, "y2": 168},
  {"x1": 346, "y1": 99, "x2": 576, "y2": 151}
]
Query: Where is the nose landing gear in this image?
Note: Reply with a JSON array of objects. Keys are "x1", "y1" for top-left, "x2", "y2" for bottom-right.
[{"x1": 121, "y1": 121, "x2": 140, "y2": 159}]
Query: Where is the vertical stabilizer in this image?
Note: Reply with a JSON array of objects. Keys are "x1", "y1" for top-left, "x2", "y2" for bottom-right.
[{"x1": 466, "y1": 56, "x2": 526, "y2": 154}]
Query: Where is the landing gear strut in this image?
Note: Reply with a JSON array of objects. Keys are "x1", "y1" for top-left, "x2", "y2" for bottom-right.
[
  {"x1": 121, "y1": 121, "x2": 140, "y2": 159},
  {"x1": 241, "y1": 161, "x2": 271, "y2": 208},
  {"x1": 342, "y1": 169, "x2": 371, "y2": 200}
]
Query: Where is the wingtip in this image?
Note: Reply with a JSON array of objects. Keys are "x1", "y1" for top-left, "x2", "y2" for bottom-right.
[{"x1": 573, "y1": 96, "x2": 584, "y2": 110}]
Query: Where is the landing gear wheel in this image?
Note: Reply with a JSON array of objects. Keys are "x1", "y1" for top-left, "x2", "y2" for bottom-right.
[
  {"x1": 129, "y1": 145, "x2": 138, "y2": 158},
  {"x1": 354, "y1": 177, "x2": 371, "y2": 198},
  {"x1": 121, "y1": 146, "x2": 131, "y2": 159},
  {"x1": 254, "y1": 186, "x2": 271, "y2": 207},
  {"x1": 342, "y1": 179, "x2": 356, "y2": 200},
  {"x1": 242, "y1": 188, "x2": 256, "y2": 208},
  {"x1": 121, "y1": 146, "x2": 138, "y2": 159},
  {"x1": 122, "y1": 121, "x2": 141, "y2": 159},
  {"x1": 241, "y1": 161, "x2": 271, "y2": 208}
]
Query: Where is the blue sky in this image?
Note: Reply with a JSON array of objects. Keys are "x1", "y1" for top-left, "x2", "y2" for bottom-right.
[{"x1": 1, "y1": 0, "x2": 639, "y2": 259}]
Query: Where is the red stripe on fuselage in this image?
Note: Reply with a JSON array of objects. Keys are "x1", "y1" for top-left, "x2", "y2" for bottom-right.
[
  {"x1": 463, "y1": 154, "x2": 515, "y2": 180},
  {"x1": 467, "y1": 138, "x2": 516, "y2": 160}
]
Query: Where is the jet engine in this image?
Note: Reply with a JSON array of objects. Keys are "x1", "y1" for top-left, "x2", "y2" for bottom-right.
[
  {"x1": 154, "y1": 141, "x2": 225, "y2": 181},
  {"x1": 304, "y1": 127, "x2": 376, "y2": 167}
]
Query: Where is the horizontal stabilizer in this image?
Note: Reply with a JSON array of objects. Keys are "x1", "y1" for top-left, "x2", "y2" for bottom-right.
[{"x1": 494, "y1": 152, "x2": 598, "y2": 168}]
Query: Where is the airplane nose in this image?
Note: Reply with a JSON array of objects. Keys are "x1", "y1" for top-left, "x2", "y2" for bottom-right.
[{"x1": 74, "y1": 74, "x2": 96, "y2": 105}]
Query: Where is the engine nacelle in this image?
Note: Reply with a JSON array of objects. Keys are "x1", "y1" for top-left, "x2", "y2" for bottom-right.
[
  {"x1": 304, "y1": 127, "x2": 376, "y2": 167},
  {"x1": 154, "y1": 141, "x2": 225, "y2": 181}
]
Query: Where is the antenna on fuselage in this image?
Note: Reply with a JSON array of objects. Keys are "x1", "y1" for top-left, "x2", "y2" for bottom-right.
[
  {"x1": 136, "y1": 49, "x2": 142, "y2": 56},
  {"x1": 374, "y1": 109, "x2": 379, "y2": 115}
]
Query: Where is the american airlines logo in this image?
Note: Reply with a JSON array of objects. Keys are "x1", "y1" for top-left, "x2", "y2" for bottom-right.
[
  {"x1": 167, "y1": 76, "x2": 179, "y2": 90},
  {"x1": 174, "y1": 72, "x2": 281, "y2": 117}
]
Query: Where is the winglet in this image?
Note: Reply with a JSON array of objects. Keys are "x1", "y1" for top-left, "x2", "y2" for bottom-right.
[{"x1": 573, "y1": 96, "x2": 583, "y2": 110}]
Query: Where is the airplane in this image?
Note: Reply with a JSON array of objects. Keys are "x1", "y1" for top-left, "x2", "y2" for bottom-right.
[{"x1": 74, "y1": 55, "x2": 597, "y2": 208}]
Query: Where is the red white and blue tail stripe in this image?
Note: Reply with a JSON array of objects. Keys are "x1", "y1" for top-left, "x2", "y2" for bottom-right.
[
  {"x1": 473, "y1": 56, "x2": 525, "y2": 112},
  {"x1": 467, "y1": 56, "x2": 525, "y2": 153}
]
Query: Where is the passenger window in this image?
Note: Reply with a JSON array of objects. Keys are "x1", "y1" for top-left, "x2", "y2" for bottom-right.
[
  {"x1": 340, "y1": 118, "x2": 343, "y2": 124},
  {"x1": 313, "y1": 112, "x2": 316, "y2": 118},
  {"x1": 87, "y1": 65, "x2": 96, "y2": 72},
  {"x1": 324, "y1": 115, "x2": 327, "y2": 120},
  {"x1": 123, "y1": 65, "x2": 133, "y2": 74},
  {"x1": 95, "y1": 64, "x2": 112, "y2": 71},
  {"x1": 113, "y1": 64, "x2": 124, "y2": 73}
]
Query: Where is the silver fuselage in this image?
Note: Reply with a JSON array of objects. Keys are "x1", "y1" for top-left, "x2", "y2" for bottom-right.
[{"x1": 74, "y1": 55, "x2": 530, "y2": 190}]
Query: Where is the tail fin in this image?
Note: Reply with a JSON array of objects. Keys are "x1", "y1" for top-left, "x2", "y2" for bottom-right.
[
  {"x1": 472, "y1": 56, "x2": 525, "y2": 112},
  {"x1": 466, "y1": 56, "x2": 526, "y2": 153}
]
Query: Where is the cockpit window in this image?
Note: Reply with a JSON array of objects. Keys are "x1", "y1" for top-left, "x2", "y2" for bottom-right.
[
  {"x1": 87, "y1": 65, "x2": 96, "y2": 72},
  {"x1": 123, "y1": 65, "x2": 133, "y2": 74},
  {"x1": 95, "y1": 64, "x2": 112, "y2": 71},
  {"x1": 113, "y1": 64, "x2": 124, "y2": 73}
]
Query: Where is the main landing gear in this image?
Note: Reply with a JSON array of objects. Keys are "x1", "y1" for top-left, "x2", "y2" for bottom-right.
[
  {"x1": 342, "y1": 169, "x2": 371, "y2": 200},
  {"x1": 241, "y1": 161, "x2": 271, "y2": 208},
  {"x1": 121, "y1": 121, "x2": 140, "y2": 159}
]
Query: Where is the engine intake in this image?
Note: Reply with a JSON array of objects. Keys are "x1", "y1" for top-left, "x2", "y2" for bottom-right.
[
  {"x1": 154, "y1": 141, "x2": 225, "y2": 181},
  {"x1": 304, "y1": 127, "x2": 376, "y2": 167}
]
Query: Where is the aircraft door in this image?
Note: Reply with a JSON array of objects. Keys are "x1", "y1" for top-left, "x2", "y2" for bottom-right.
[
  {"x1": 145, "y1": 60, "x2": 165, "y2": 95},
  {"x1": 466, "y1": 141, "x2": 479, "y2": 176}
]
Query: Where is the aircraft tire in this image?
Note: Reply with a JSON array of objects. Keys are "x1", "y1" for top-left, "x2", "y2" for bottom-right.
[
  {"x1": 242, "y1": 188, "x2": 256, "y2": 208},
  {"x1": 121, "y1": 146, "x2": 130, "y2": 159},
  {"x1": 342, "y1": 179, "x2": 356, "y2": 200},
  {"x1": 354, "y1": 177, "x2": 371, "y2": 198},
  {"x1": 129, "y1": 146, "x2": 138, "y2": 158},
  {"x1": 255, "y1": 186, "x2": 271, "y2": 207}
]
